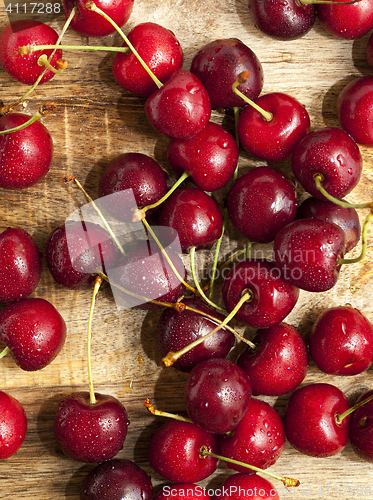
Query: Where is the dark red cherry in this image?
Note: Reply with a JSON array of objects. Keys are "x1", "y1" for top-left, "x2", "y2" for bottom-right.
[
  {"x1": 184, "y1": 358, "x2": 252, "y2": 434},
  {"x1": 80, "y1": 459, "x2": 153, "y2": 500},
  {"x1": 98, "y1": 152, "x2": 168, "y2": 221},
  {"x1": 0, "y1": 20, "x2": 62, "y2": 85},
  {"x1": 309, "y1": 306, "x2": 373, "y2": 376},
  {"x1": 227, "y1": 166, "x2": 298, "y2": 243},
  {"x1": 284, "y1": 383, "x2": 350, "y2": 457},
  {"x1": 238, "y1": 92, "x2": 310, "y2": 162},
  {"x1": 156, "y1": 297, "x2": 235, "y2": 372},
  {"x1": 297, "y1": 196, "x2": 361, "y2": 253},
  {"x1": 291, "y1": 127, "x2": 362, "y2": 200},
  {"x1": 317, "y1": 0, "x2": 373, "y2": 40},
  {"x1": 0, "y1": 112, "x2": 53, "y2": 189},
  {"x1": 0, "y1": 227, "x2": 41, "y2": 303},
  {"x1": 112, "y1": 22, "x2": 183, "y2": 97},
  {"x1": 155, "y1": 483, "x2": 211, "y2": 500},
  {"x1": 219, "y1": 398, "x2": 285, "y2": 473},
  {"x1": 190, "y1": 38, "x2": 263, "y2": 109},
  {"x1": 237, "y1": 323, "x2": 308, "y2": 396},
  {"x1": 216, "y1": 473, "x2": 280, "y2": 500},
  {"x1": 337, "y1": 75, "x2": 373, "y2": 147},
  {"x1": 144, "y1": 69, "x2": 211, "y2": 139},
  {"x1": 167, "y1": 121, "x2": 239, "y2": 191},
  {"x1": 54, "y1": 392, "x2": 129, "y2": 463},
  {"x1": 349, "y1": 389, "x2": 373, "y2": 462},
  {"x1": 273, "y1": 218, "x2": 346, "y2": 292},
  {"x1": 62, "y1": 0, "x2": 134, "y2": 37},
  {"x1": 0, "y1": 391, "x2": 27, "y2": 459},
  {"x1": 0, "y1": 298, "x2": 67, "y2": 371},
  {"x1": 222, "y1": 259, "x2": 299, "y2": 329},
  {"x1": 248, "y1": 0, "x2": 316, "y2": 40},
  {"x1": 148, "y1": 419, "x2": 219, "y2": 483}
]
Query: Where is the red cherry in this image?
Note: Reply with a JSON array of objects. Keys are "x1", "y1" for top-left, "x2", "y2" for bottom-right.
[
  {"x1": 112, "y1": 22, "x2": 184, "y2": 97},
  {"x1": 349, "y1": 390, "x2": 373, "y2": 462},
  {"x1": 216, "y1": 473, "x2": 280, "y2": 500},
  {"x1": 317, "y1": 0, "x2": 373, "y2": 40},
  {"x1": 0, "y1": 20, "x2": 62, "y2": 85},
  {"x1": 0, "y1": 112, "x2": 53, "y2": 189},
  {"x1": 0, "y1": 391, "x2": 27, "y2": 459}
]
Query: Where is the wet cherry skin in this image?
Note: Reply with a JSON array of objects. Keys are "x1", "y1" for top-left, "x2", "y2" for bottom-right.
[
  {"x1": 317, "y1": 0, "x2": 373, "y2": 40},
  {"x1": 349, "y1": 390, "x2": 373, "y2": 463},
  {"x1": 0, "y1": 391, "x2": 27, "y2": 459}
]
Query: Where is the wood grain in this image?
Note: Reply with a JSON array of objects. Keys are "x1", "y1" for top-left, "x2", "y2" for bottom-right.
[{"x1": 1, "y1": 0, "x2": 373, "y2": 498}]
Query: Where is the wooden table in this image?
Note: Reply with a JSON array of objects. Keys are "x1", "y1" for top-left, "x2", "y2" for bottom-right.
[{"x1": 1, "y1": 0, "x2": 373, "y2": 498}]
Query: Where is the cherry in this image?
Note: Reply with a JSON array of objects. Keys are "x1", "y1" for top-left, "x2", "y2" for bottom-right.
[
  {"x1": 291, "y1": 127, "x2": 362, "y2": 201},
  {"x1": 284, "y1": 382, "x2": 350, "y2": 457},
  {"x1": 0, "y1": 20, "x2": 62, "y2": 85},
  {"x1": 237, "y1": 92, "x2": 310, "y2": 162},
  {"x1": 148, "y1": 419, "x2": 219, "y2": 483},
  {"x1": 219, "y1": 398, "x2": 285, "y2": 473},
  {"x1": 0, "y1": 227, "x2": 41, "y2": 303},
  {"x1": 80, "y1": 458, "x2": 153, "y2": 500},
  {"x1": 349, "y1": 389, "x2": 373, "y2": 462},
  {"x1": 222, "y1": 259, "x2": 299, "y2": 329},
  {"x1": 98, "y1": 152, "x2": 168, "y2": 221},
  {"x1": 112, "y1": 22, "x2": 184, "y2": 97},
  {"x1": 155, "y1": 484, "x2": 211, "y2": 500},
  {"x1": 156, "y1": 297, "x2": 235, "y2": 372},
  {"x1": 0, "y1": 390, "x2": 27, "y2": 459},
  {"x1": 62, "y1": 0, "x2": 134, "y2": 37},
  {"x1": 215, "y1": 473, "x2": 280, "y2": 500},
  {"x1": 317, "y1": 0, "x2": 373, "y2": 39},
  {"x1": 144, "y1": 69, "x2": 211, "y2": 139},
  {"x1": 54, "y1": 392, "x2": 129, "y2": 462},
  {"x1": 309, "y1": 305, "x2": 373, "y2": 375},
  {"x1": 248, "y1": 0, "x2": 316, "y2": 40},
  {"x1": 0, "y1": 298, "x2": 67, "y2": 371},
  {"x1": 0, "y1": 112, "x2": 53, "y2": 189},
  {"x1": 273, "y1": 218, "x2": 346, "y2": 292},
  {"x1": 184, "y1": 358, "x2": 252, "y2": 434},
  {"x1": 237, "y1": 322, "x2": 308, "y2": 396},
  {"x1": 226, "y1": 166, "x2": 298, "y2": 243},
  {"x1": 190, "y1": 38, "x2": 264, "y2": 109},
  {"x1": 337, "y1": 75, "x2": 373, "y2": 147},
  {"x1": 167, "y1": 121, "x2": 239, "y2": 191},
  {"x1": 297, "y1": 196, "x2": 361, "y2": 253}
]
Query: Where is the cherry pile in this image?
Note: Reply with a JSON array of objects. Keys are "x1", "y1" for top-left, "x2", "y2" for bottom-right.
[{"x1": 1, "y1": 0, "x2": 373, "y2": 499}]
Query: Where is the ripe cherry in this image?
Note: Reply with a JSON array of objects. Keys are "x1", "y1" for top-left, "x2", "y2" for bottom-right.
[
  {"x1": 349, "y1": 390, "x2": 373, "y2": 462},
  {"x1": 317, "y1": 0, "x2": 373, "y2": 39},
  {"x1": 0, "y1": 391, "x2": 27, "y2": 459},
  {"x1": 216, "y1": 473, "x2": 280, "y2": 500}
]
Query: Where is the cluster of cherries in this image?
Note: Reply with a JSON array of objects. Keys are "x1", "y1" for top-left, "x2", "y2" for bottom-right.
[{"x1": 1, "y1": 0, "x2": 373, "y2": 498}]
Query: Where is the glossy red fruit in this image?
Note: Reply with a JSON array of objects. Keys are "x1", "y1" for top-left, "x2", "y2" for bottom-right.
[
  {"x1": 317, "y1": 0, "x2": 373, "y2": 40},
  {"x1": 190, "y1": 38, "x2": 263, "y2": 109},
  {"x1": 219, "y1": 398, "x2": 285, "y2": 473},
  {"x1": 0, "y1": 227, "x2": 41, "y2": 303},
  {"x1": 80, "y1": 458, "x2": 153, "y2": 500},
  {"x1": 155, "y1": 483, "x2": 211, "y2": 500},
  {"x1": 237, "y1": 323, "x2": 308, "y2": 396},
  {"x1": 0, "y1": 20, "x2": 62, "y2": 85},
  {"x1": 54, "y1": 392, "x2": 129, "y2": 463},
  {"x1": 184, "y1": 358, "x2": 252, "y2": 434},
  {"x1": 0, "y1": 391, "x2": 27, "y2": 459},
  {"x1": 337, "y1": 75, "x2": 373, "y2": 147},
  {"x1": 167, "y1": 121, "x2": 239, "y2": 191},
  {"x1": 273, "y1": 218, "x2": 346, "y2": 292},
  {"x1": 0, "y1": 298, "x2": 67, "y2": 371},
  {"x1": 248, "y1": 0, "x2": 316, "y2": 40},
  {"x1": 349, "y1": 389, "x2": 373, "y2": 462},
  {"x1": 216, "y1": 473, "x2": 280, "y2": 500},
  {"x1": 284, "y1": 383, "x2": 350, "y2": 457},
  {"x1": 310, "y1": 306, "x2": 373, "y2": 376},
  {"x1": 291, "y1": 127, "x2": 362, "y2": 201},
  {"x1": 112, "y1": 22, "x2": 184, "y2": 97},
  {"x1": 148, "y1": 419, "x2": 219, "y2": 483},
  {"x1": 227, "y1": 166, "x2": 298, "y2": 243},
  {"x1": 62, "y1": 0, "x2": 134, "y2": 37},
  {"x1": 222, "y1": 259, "x2": 299, "y2": 329},
  {"x1": 0, "y1": 112, "x2": 53, "y2": 189},
  {"x1": 144, "y1": 69, "x2": 211, "y2": 139}
]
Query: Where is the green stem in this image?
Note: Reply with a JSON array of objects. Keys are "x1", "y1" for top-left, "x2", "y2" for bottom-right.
[
  {"x1": 232, "y1": 73, "x2": 273, "y2": 122},
  {"x1": 0, "y1": 346, "x2": 11, "y2": 360},
  {"x1": 335, "y1": 393, "x2": 373, "y2": 424},
  {"x1": 233, "y1": 106, "x2": 240, "y2": 182},
  {"x1": 144, "y1": 399, "x2": 193, "y2": 422},
  {"x1": 0, "y1": 111, "x2": 41, "y2": 135},
  {"x1": 208, "y1": 209, "x2": 228, "y2": 300},
  {"x1": 314, "y1": 174, "x2": 372, "y2": 210},
  {"x1": 87, "y1": 276, "x2": 102, "y2": 405},
  {"x1": 19, "y1": 44, "x2": 130, "y2": 54},
  {"x1": 338, "y1": 210, "x2": 372, "y2": 265}
]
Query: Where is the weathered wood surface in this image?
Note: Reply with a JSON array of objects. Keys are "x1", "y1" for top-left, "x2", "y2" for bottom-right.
[{"x1": 1, "y1": 0, "x2": 373, "y2": 498}]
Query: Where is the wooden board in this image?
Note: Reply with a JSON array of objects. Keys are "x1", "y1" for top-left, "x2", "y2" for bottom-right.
[{"x1": 1, "y1": 0, "x2": 373, "y2": 498}]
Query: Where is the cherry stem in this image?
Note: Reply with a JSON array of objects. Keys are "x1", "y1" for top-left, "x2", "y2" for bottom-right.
[
  {"x1": 335, "y1": 393, "x2": 373, "y2": 424},
  {"x1": 314, "y1": 174, "x2": 372, "y2": 210},
  {"x1": 87, "y1": 276, "x2": 103, "y2": 405},
  {"x1": 19, "y1": 44, "x2": 131, "y2": 55},
  {"x1": 208, "y1": 209, "x2": 228, "y2": 301},
  {"x1": 337, "y1": 209, "x2": 372, "y2": 265},
  {"x1": 144, "y1": 398, "x2": 192, "y2": 422},
  {"x1": 232, "y1": 72, "x2": 273, "y2": 122},
  {"x1": 85, "y1": 1, "x2": 162, "y2": 89},
  {"x1": 62, "y1": 175, "x2": 125, "y2": 255},
  {"x1": 37, "y1": 54, "x2": 67, "y2": 74},
  {"x1": 0, "y1": 346, "x2": 11, "y2": 360},
  {"x1": 162, "y1": 291, "x2": 252, "y2": 367},
  {"x1": 0, "y1": 104, "x2": 55, "y2": 135},
  {"x1": 199, "y1": 446, "x2": 300, "y2": 488}
]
